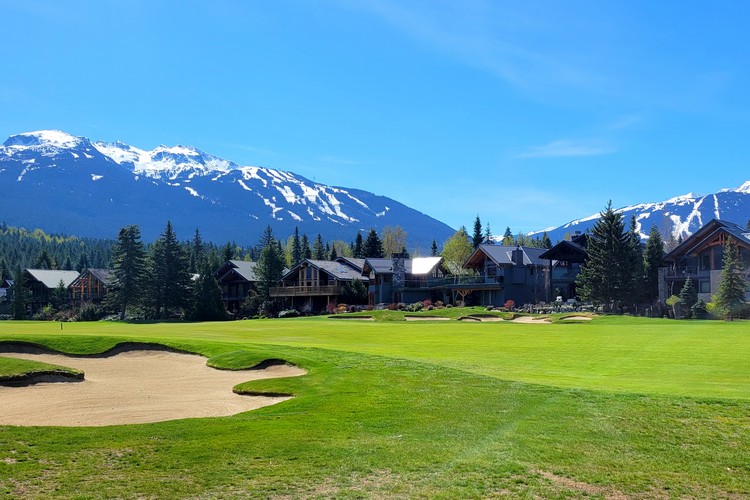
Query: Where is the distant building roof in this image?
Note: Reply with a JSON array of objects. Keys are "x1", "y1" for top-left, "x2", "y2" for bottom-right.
[
  {"x1": 227, "y1": 260, "x2": 259, "y2": 282},
  {"x1": 362, "y1": 256, "x2": 443, "y2": 276},
  {"x1": 664, "y1": 218, "x2": 750, "y2": 261},
  {"x1": 24, "y1": 269, "x2": 80, "y2": 289},
  {"x1": 282, "y1": 259, "x2": 368, "y2": 282},
  {"x1": 87, "y1": 268, "x2": 113, "y2": 285},
  {"x1": 335, "y1": 257, "x2": 367, "y2": 273},
  {"x1": 465, "y1": 245, "x2": 549, "y2": 269}
]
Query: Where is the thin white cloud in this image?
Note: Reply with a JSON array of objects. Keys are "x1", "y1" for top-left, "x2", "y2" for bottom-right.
[{"x1": 517, "y1": 139, "x2": 615, "y2": 159}]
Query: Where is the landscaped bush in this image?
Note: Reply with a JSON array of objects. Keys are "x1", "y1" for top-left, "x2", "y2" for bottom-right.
[
  {"x1": 435, "y1": 300, "x2": 444, "y2": 307},
  {"x1": 76, "y1": 304, "x2": 106, "y2": 322},
  {"x1": 504, "y1": 299, "x2": 515, "y2": 310},
  {"x1": 386, "y1": 303, "x2": 398, "y2": 311},
  {"x1": 406, "y1": 302, "x2": 423, "y2": 312},
  {"x1": 691, "y1": 300, "x2": 708, "y2": 320},
  {"x1": 422, "y1": 299, "x2": 432, "y2": 308},
  {"x1": 278, "y1": 309, "x2": 300, "y2": 318},
  {"x1": 326, "y1": 302, "x2": 337, "y2": 314}
]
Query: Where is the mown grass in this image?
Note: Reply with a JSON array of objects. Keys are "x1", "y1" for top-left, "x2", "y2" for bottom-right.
[
  {"x1": 0, "y1": 314, "x2": 748, "y2": 497},
  {"x1": 0, "y1": 357, "x2": 83, "y2": 382}
]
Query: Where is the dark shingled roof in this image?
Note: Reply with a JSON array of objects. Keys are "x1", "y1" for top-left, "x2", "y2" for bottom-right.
[
  {"x1": 228, "y1": 260, "x2": 259, "y2": 282},
  {"x1": 283, "y1": 259, "x2": 368, "y2": 282},
  {"x1": 467, "y1": 245, "x2": 548, "y2": 267}
]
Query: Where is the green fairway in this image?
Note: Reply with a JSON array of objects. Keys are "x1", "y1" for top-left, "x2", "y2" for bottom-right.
[{"x1": 1, "y1": 314, "x2": 748, "y2": 497}]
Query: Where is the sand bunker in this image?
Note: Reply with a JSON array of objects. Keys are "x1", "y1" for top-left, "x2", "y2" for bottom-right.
[
  {"x1": 561, "y1": 315, "x2": 593, "y2": 321},
  {"x1": 0, "y1": 347, "x2": 305, "y2": 427},
  {"x1": 510, "y1": 316, "x2": 551, "y2": 324}
]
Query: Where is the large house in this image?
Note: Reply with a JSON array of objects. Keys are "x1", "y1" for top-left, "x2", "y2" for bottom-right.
[
  {"x1": 270, "y1": 258, "x2": 369, "y2": 311},
  {"x1": 69, "y1": 268, "x2": 113, "y2": 307},
  {"x1": 214, "y1": 260, "x2": 259, "y2": 313},
  {"x1": 362, "y1": 256, "x2": 448, "y2": 305},
  {"x1": 538, "y1": 233, "x2": 588, "y2": 302},
  {"x1": 660, "y1": 219, "x2": 750, "y2": 302},
  {"x1": 22, "y1": 269, "x2": 80, "y2": 314},
  {"x1": 462, "y1": 245, "x2": 549, "y2": 306}
]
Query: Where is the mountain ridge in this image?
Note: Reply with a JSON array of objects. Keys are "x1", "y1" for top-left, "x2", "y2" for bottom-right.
[{"x1": 0, "y1": 130, "x2": 454, "y2": 249}]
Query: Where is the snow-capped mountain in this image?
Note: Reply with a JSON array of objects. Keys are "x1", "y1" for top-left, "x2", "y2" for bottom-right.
[
  {"x1": 0, "y1": 130, "x2": 454, "y2": 248},
  {"x1": 530, "y1": 184, "x2": 750, "y2": 243}
]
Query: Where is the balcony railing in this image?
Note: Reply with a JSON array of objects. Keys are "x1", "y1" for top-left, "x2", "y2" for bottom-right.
[
  {"x1": 269, "y1": 285, "x2": 342, "y2": 297},
  {"x1": 665, "y1": 266, "x2": 705, "y2": 278}
]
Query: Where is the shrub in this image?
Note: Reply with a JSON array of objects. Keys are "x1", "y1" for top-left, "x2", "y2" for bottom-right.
[
  {"x1": 278, "y1": 309, "x2": 300, "y2": 318},
  {"x1": 435, "y1": 301, "x2": 445, "y2": 307},
  {"x1": 422, "y1": 299, "x2": 432, "y2": 308},
  {"x1": 504, "y1": 299, "x2": 515, "y2": 310},
  {"x1": 76, "y1": 304, "x2": 105, "y2": 322},
  {"x1": 406, "y1": 302, "x2": 423, "y2": 312},
  {"x1": 397, "y1": 302, "x2": 406, "y2": 310},
  {"x1": 326, "y1": 302, "x2": 338, "y2": 314},
  {"x1": 386, "y1": 303, "x2": 398, "y2": 311},
  {"x1": 691, "y1": 300, "x2": 708, "y2": 320}
]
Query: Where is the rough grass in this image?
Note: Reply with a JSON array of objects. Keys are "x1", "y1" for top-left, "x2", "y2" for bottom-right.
[{"x1": 0, "y1": 315, "x2": 748, "y2": 498}]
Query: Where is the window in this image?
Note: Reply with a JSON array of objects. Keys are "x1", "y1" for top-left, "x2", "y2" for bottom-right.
[
  {"x1": 699, "y1": 254, "x2": 710, "y2": 271},
  {"x1": 699, "y1": 281, "x2": 711, "y2": 294}
]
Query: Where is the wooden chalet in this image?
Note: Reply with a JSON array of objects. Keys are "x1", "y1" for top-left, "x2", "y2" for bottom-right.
[
  {"x1": 362, "y1": 256, "x2": 447, "y2": 305},
  {"x1": 69, "y1": 268, "x2": 113, "y2": 307},
  {"x1": 214, "y1": 260, "x2": 259, "y2": 313},
  {"x1": 0, "y1": 278, "x2": 13, "y2": 304},
  {"x1": 270, "y1": 258, "x2": 368, "y2": 311},
  {"x1": 462, "y1": 245, "x2": 548, "y2": 306},
  {"x1": 22, "y1": 269, "x2": 80, "y2": 314},
  {"x1": 538, "y1": 233, "x2": 588, "y2": 302},
  {"x1": 660, "y1": 219, "x2": 750, "y2": 302}
]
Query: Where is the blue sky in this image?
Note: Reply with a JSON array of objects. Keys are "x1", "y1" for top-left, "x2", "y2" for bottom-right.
[{"x1": 2, "y1": 1, "x2": 749, "y2": 235}]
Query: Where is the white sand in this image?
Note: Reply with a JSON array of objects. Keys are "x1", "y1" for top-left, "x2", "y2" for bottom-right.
[
  {"x1": 510, "y1": 316, "x2": 551, "y2": 324},
  {"x1": 0, "y1": 350, "x2": 305, "y2": 427},
  {"x1": 561, "y1": 316, "x2": 593, "y2": 321}
]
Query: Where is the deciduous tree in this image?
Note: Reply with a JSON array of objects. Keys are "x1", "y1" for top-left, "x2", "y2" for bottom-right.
[{"x1": 442, "y1": 227, "x2": 473, "y2": 275}]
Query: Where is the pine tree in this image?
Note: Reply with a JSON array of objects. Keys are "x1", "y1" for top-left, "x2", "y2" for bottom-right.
[
  {"x1": 148, "y1": 221, "x2": 191, "y2": 319},
  {"x1": 291, "y1": 227, "x2": 302, "y2": 266},
  {"x1": 301, "y1": 234, "x2": 312, "y2": 259},
  {"x1": 50, "y1": 279, "x2": 69, "y2": 312},
  {"x1": 541, "y1": 232, "x2": 552, "y2": 249},
  {"x1": 108, "y1": 225, "x2": 147, "y2": 320},
  {"x1": 255, "y1": 228, "x2": 285, "y2": 302},
  {"x1": 222, "y1": 241, "x2": 235, "y2": 262},
  {"x1": 502, "y1": 227, "x2": 513, "y2": 246},
  {"x1": 353, "y1": 232, "x2": 364, "y2": 258},
  {"x1": 35, "y1": 249, "x2": 53, "y2": 269},
  {"x1": 625, "y1": 215, "x2": 644, "y2": 304},
  {"x1": 329, "y1": 245, "x2": 338, "y2": 260},
  {"x1": 188, "y1": 260, "x2": 228, "y2": 321},
  {"x1": 643, "y1": 225, "x2": 664, "y2": 302},
  {"x1": 679, "y1": 277, "x2": 698, "y2": 319},
  {"x1": 190, "y1": 229, "x2": 205, "y2": 273},
  {"x1": 363, "y1": 229, "x2": 383, "y2": 258},
  {"x1": 714, "y1": 237, "x2": 747, "y2": 320},
  {"x1": 576, "y1": 201, "x2": 631, "y2": 310},
  {"x1": 313, "y1": 234, "x2": 325, "y2": 260},
  {"x1": 431, "y1": 239, "x2": 438, "y2": 256},
  {"x1": 484, "y1": 223, "x2": 493, "y2": 245},
  {"x1": 11, "y1": 266, "x2": 27, "y2": 320},
  {"x1": 472, "y1": 216, "x2": 483, "y2": 248}
]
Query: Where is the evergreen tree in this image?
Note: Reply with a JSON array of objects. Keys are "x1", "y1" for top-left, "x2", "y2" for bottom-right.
[
  {"x1": 35, "y1": 249, "x2": 53, "y2": 269},
  {"x1": 11, "y1": 266, "x2": 27, "y2": 320},
  {"x1": 472, "y1": 216, "x2": 483, "y2": 248},
  {"x1": 431, "y1": 239, "x2": 438, "y2": 256},
  {"x1": 301, "y1": 234, "x2": 312, "y2": 259},
  {"x1": 291, "y1": 227, "x2": 302, "y2": 266},
  {"x1": 108, "y1": 225, "x2": 147, "y2": 320},
  {"x1": 188, "y1": 260, "x2": 228, "y2": 321},
  {"x1": 575, "y1": 201, "x2": 631, "y2": 310},
  {"x1": 329, "y1": 245, "x2": 338, "y2": 260},
  {"x1": 50, "y1": 279, "x2": 69, "y2": 312},
  {"x1": 63, "y1": 256, "x2": 73, "y2": 271},
  {"x1": 222, "y1": 241, "x2": 235, "y2": 262},
  {"x1": 502, "y1": 227, "x2": 513, "y2": 246},
  {"x1": 643, "y1": 225, "x2": 665, "y2": 302},
  {"x1": 313, "y1": 234, "x2": 326, "y2": 260},
  {"x1": 484, "y1": 223, "x2": 493, "y2": 245},
  {"x1": 679, "y1": 277, "x2": 698, "y2": 319},
  {"x1": 363, "y1": 229, "x2": 384, "y2": 258},
  {"x1": 190, "y1": 229, "x2": 205, "y2": 273},
  {"x1": 714, "y1": 237, "x2": 747, "y2": 320},
  {"x1": 255, "y1": 227, "x2": 285, "y2": 302},
  {"x1": 353, "y1": 232, "x2": 364, "y2": 258},
  {"x1": 76, "y1": 254, "x2": 88, "y2": 273},
  {"x1": 541, "y1": 232, "x2": 552, "y2": 249},
  {"x1": 441, "y1": 227, "x2": 473, "y2": 275},
  {"x1": 148, "y1": 221, "x2": 191, "y2": 319},
  {"x1": 625, "y1": 215, "x2": 645, "y2": 304}
]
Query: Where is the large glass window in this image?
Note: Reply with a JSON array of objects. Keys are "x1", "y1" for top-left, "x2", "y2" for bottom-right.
[{"x1": 699, "y1": 281, "x2": 711, "y2": 294}]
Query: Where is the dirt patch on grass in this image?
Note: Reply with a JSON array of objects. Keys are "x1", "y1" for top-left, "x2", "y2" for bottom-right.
[
  {"x1": 404, "y1": 316, "x2": 450, "y2": 321},
  {"x1": 0, "y1": 346, "x2": 305, "y2": 426},
  {"x1": 537, "y1": 470, "x2": 629, "y2": 499}
]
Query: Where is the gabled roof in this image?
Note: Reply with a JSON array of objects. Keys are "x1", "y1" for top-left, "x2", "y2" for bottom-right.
[
  {"x1": 539, "y1": 240, "x2": 586, "y2": 262},
  {"x1": 465, "y1": 245, "x2": 549, "y2": 269},
  {"x1": 335, "y1": 256, "x2": 366, "y2": 273},
  {"x1": 664, "y1": 219, "x2": 750, "y2": 261},
  {"x1": 24, "y1": 269, "x2": 80, "y2": 289},
  {"x1": 282, "y1": 259, "x2": 368, "y2": 282},
  {"x1": 362, "y1": 256, "x2": 443, "y2": 276},
  {"x1": 215, "y1": 260, "x2": 259, "y2": 282},
  {"x1": 88, "y1": 268, "x2": 113, "y2": 285}
]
